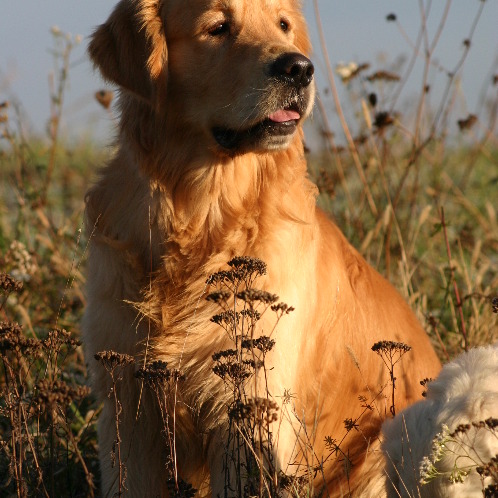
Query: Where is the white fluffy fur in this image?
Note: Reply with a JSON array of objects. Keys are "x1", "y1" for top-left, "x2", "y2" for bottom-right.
[{"x1": 382, "y1": 343, "x2": 498, "y2": 497}]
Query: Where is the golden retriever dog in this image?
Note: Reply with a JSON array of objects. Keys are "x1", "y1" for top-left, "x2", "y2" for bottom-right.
[{"x1": 83, "y1": 0, "x2": 441, "y2": 496}]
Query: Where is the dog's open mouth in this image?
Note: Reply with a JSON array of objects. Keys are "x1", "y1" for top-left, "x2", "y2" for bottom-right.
[{"x1": 213, "y1": 106, "x2": 302, "y2": 151}]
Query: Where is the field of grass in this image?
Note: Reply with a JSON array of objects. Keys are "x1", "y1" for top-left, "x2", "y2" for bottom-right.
[{"x1": 0, "y1": 4, "x2": 497, "y2": 497}]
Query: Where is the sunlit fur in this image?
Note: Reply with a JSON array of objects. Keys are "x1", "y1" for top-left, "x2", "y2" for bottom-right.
[
  {"x1": 383, "y1": 344, "x2": 498, "y2": 497},
  {"x1": 83, "y1": 0, "x2": 441, "y2": 496}
]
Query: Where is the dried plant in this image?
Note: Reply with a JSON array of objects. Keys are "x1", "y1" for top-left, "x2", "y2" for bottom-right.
[
  {"x1": 94, "y1": 351, "x2": 134, "y2": 497},
  {"x1": 372, "y1": 341, "x2": 412, "y2": 417},
  {"x1": 207, "y1": 256, "x2": 295, "y2": 497},
  {"x1": 0, "y1": 275, "x2": 95, "y2": 497},
  {"x1": 419, "y1": 418, "x2": 498, "y2": 496}
]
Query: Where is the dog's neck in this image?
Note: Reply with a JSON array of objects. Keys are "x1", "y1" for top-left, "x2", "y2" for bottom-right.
[
  {"x1": 87, "y1": 100, "x2": 317, "y2": 282},
  {"x1": 149, "y1": 135, "x2": 317, "y2": 278}
]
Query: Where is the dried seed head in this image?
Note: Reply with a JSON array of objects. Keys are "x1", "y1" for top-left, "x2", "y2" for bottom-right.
[
  {"x1": 94, "y1": 350, "x2": 134, "y2": 372},
  {"x1": 449, "y1": 423, "x2": 471, "y2": 437},
  {"x1": 491, "y1": 297, "x2": 498, "y2": 313},
  {"x1": 210, "y1": 310, "x2": 239, "y2": 327},
  {"x1": 324, "y1": 435, "x2": 339, "y2": 452},
  {"x1": 484, "y1": 417, "x2": 498, "y2": 430},
  {"x1": 227, "y1": 256, "x2": 267, "y2": 276},
  {"x1": 344, "y1": 418, "x2": 359, "y2": 432},
  {"x1": 457, "y1": 114, "x2": 477, "y2": 131},
  {"x1": 166, "y1": 477, "x2": 197, "y2": 498},
  {"x1": 420, "y1": 377, "x2": 434, "y2": 397},
  {"x1": 0, "y1": 321, "x2": 41, "y2": 356},
  {"x1": 212, "y1": 349, "x2": 238, "y2": 362},
  {"x1": 205, "y1": 256, "x2": 267, "y2": 285},
  {"x1": 135, "y1": 361, "x2": 184, "y2": 386},
  {"x1": 34, "y1": 379, "x2": 89, "y2": 409},
  {"x1": 372, "y1": 341, "x2": 411, "y2": 354},
  {"x1": 229, "y1": 397, "x2": 279, "y2": 424},
  {"x1": 43, "y1": 328, "x2": 80, "y2": 351},
  {"x1": 271, "y1": 302, "x2": 294, "y2": 315},
  {"x1": 236, "y1": 289, "x2": 278, "y2": 304},
  {"x1": 239, "y1": 308, "x2": 261, "y2": 321},
  {"x1": 373, "y1": 111, "x2": 394, "y2": 129},
  {"x1": 335, "y1": 62, "x2": 370, "y2": 83},
  {"x1": 0, "y1": 273, "x2": 23, "y2": 294},
  {"x1": 367, "y1": 70, "x2": 400, "y2": 82},
  {"x1": 206, "y1": 290, "x2": 231, "y2": 304},
  {"x1": 242, "y1": 336, "x2": 275, "y2": 354}
]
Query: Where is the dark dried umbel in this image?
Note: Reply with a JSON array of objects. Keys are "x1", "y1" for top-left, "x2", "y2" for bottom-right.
[
  {"x1": 492, "y1": 297, "x2": 498, "y2": 314},
  {"x1": 210, "y1": 310, "x2": 240, "y2": 328},
  {"x1": 0, "y1": 272, "x2": 23, "y2": 294},
  {"x1": 236, "y1": 289, "x2": 278, "y2": 305},
  {"x1": 443, "y1": 419, "x2": 498, "y2": 494},
  {"x1": 372, "y1": 340, "x2": 411, "y2": 355},
  {"x1": 43, "y1": 328, "x2": 80, "y2": 352},
  {"x1": 367, "y1": 70, "x2": 400, "y2": 82},
  {"x1": 477, "y1": 457, "x2": 498, "y2": 478},
  {"x1": 212, "y1": 354, "x2": 254, "y2": 385},
  {"x1": 271, "y1": 302, "x2": 295, "y2": 317},
  {"x1": 229, "y1": 398, "x2": 279, "y2": 425},
  {"x1": 372, "y1": 341, "x2": 412, "y2": 416},
  {"x1": 374, "y1": 111, "x2": 394, "y2": 129},
  {"x1": 484, "y1": 483, "x2": 498, "y2": 498},
  {"x1": 344, "y1": 418, "x2": 359, "y2": 432},
  {"x1": 241, "y1": 336, "x2": 275, "y2": 354},
  {"x1": 457, "y1": 113, "x2": 478, "y2": 131},
  {"x1": 135, "y1": 360, "x2": 183, "y2": 387},
  {"x1": 166, "y1": 477, "x2": 197, "y2": 498},
  {"x1": 206, "y1": 256, "x2": 267, "y2": 288},
  {"x1": 240, "y1": 308, "x2": 262, "y2": 322},
  {"x1": 33, "y1": 379, "x2": 89, "y2": 411},
  {"x1": 420, "y1": 377, "x2": 434, "y2": 397},
  {"x1": 0, "y1": 321, "x2": 41, "y2": 357},
  {"x1": 94, "y1": 351, "x2": 134, "y2": 373},
  {"x1": 228, "y1": 256, "x2": 267, "y2": 274},
  {"x1": 206, "y1": 290, "x2": 231, "y2": 305},
  {"x1": 471, "y1": 418, "x2": 498, "y2": 431}
]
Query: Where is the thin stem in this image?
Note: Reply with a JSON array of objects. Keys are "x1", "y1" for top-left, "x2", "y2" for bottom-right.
[
  {"x1": 312, "y1": 0, "x2": 378, "y2": 217},
  {"x1": 440, "y1": 208, "x2": 469, "y2": 351}
]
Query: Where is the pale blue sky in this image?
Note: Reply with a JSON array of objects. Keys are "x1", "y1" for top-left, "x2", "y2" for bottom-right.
[{"x1": 1, "y1": 1, "x2": 497, "y2": 145}]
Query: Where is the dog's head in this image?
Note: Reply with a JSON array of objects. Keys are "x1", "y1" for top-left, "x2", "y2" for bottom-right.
[{"x1": 89, "y1": 0, "x2": 314, "y2": 154}]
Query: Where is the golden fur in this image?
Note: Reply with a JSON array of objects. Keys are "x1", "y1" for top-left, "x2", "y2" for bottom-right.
[{"x1": 83, "y1": 0, "x2": 441, "y2": 496}]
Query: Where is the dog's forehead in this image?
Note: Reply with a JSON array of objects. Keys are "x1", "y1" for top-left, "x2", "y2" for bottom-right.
[{"x1": 164, "y1": 0, "x2": 300, "y2": 23}]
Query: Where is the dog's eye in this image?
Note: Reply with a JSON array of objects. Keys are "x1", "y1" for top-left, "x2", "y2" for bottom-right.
[
  {"x1": 280, "y1": 19, "x2": 290, "y2": 32},
  {"x1": 209, "y1": 22, "x2": 230, "y2": 37}
]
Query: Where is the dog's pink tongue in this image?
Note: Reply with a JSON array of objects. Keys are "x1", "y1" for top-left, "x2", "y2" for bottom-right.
[{"x1": 268, "y1": 109, "x2": 300, "y2": 123}]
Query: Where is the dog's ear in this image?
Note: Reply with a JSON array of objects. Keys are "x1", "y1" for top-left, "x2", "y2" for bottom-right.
[{"x1": 88, "y1": 0, "x2": 167, "y2": 103}]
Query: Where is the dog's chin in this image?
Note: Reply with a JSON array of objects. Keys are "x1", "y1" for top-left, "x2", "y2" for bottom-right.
[{"x1": 212, "y1": 117, "x2": 299, "y2": 154}]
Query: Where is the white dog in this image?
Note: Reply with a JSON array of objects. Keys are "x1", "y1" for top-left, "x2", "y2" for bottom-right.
[{"x1": 382, "y1": 343, "x2": 498, "y2": 497}]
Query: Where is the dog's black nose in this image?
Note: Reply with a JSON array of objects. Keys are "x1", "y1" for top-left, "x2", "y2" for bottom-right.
[{"x1": 271, "y1": 53, "x2": 314, "y2": 88}]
